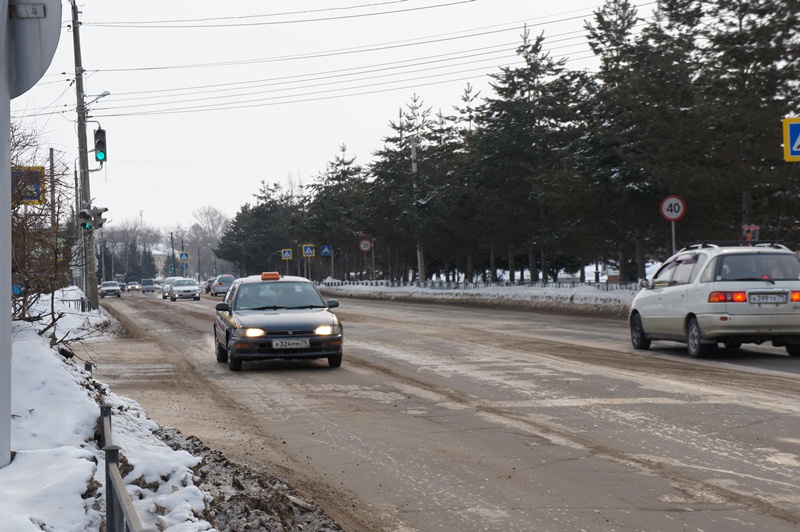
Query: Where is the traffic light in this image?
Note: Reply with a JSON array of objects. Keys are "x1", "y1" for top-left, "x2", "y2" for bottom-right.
[
  {"x1": 91, "y1": 206, "x2": 108, "y2": 229},
  {"x1": 78, "y1": 208, "x2": 92, "y2": 231},
  {"x1": 94, "y1": 128, "x2": 107, "y2": 162}
]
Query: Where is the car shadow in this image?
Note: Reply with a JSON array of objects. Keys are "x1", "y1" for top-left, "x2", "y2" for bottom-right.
[{"x1": 236, "y1": 359, "x2": 340, "y2": 373}]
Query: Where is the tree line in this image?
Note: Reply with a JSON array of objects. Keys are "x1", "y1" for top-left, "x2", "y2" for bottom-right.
[{"x1": 215, "y1": 0, "x2": 800, "y2": 284}]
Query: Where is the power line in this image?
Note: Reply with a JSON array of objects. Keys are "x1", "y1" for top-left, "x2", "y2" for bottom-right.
[
  {"x1": 86, "y1": 0, "x2": 410, "y2": 25},
  {"x1": 84, "y1": 0, "x2": 477, "y2": 29},
  {"x1": 15, "y1": 3, "x2": 658, "y2": 119}
]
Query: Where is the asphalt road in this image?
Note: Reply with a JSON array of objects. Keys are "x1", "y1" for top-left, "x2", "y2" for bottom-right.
[{"x1": 87, "y1": 290, "x2": 800, "y2": 532}]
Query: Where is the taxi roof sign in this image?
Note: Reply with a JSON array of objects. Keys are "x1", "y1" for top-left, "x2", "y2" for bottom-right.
[{"x1": 261, "y1": 272, "x2": 281, "y2": 280}]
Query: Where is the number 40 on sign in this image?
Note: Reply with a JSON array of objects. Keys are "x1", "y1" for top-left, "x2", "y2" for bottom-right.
[{"x1": 660, "y1": 195, "x2": 686, "y2": 222}]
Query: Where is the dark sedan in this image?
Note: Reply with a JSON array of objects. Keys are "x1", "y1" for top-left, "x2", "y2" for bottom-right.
[{"x1": 213, "y1": 272, "x2": 343, "y2": 371}]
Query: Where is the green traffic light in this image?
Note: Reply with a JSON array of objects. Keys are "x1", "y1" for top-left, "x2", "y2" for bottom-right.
[
  {"x1": 80, "y1": 221, "x2": 92, "y2": 231},
  {"x1": 96, "y1": 151, "x2": 106, "y2": 161}
]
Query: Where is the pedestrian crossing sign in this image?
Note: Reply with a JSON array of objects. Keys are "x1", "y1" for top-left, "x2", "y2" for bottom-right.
[
  {"x1": 282, "y1": 249, "x2": 292, "y2": 260},
  {"x1": 783, "y1": 118, "x2": 800, "y2": 162},
  {"x1": 303, "y1": 245, "x2": 315, "y2": 257}
]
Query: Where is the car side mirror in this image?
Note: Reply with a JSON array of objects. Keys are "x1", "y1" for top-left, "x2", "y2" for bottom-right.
[
  {"x1": 327, "y1": 299, "x2": 339, "y2": 309},
  {"x1": 215, "y1": 302, "x2": 231, "y2": 313},
  {"x1": 639, "y1": 278, "x2": 651, "y2": 289}
]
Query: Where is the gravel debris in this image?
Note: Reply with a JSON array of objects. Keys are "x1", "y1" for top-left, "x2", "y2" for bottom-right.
[{"x1": 155, "y1": 426, "x2": 344, "y2": 532}]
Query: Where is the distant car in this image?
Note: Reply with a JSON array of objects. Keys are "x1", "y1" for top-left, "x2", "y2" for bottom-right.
[
  {"x1": 210, "y1": 274, "x2": 235, "y2": 296},
  {"x1": 629, "y1": 242, "x2": 800, "y2": 358},
  {"x1": 204, "y1": 277, "x2": 216, "y2": 294},
  {"x1": 161, "y1": 276, "x2": 180, "y2": 299},
  {"x1": 99, "y1": 281, "x2": 122, "y2": 298},
  {"x1": 141, "y1": 278, "x2": 155, "y2": 293},
  {"x1": 126, "y1": 281, "x2": 141, "y2": 292},
  {"x1": 213, "y1": 272, "x2": 343, "y2": 371},
  {"x1": 168, "y1": 278, "x2": 201, "y2": 301}
]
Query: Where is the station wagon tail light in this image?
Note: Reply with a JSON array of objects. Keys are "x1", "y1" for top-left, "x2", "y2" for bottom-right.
[
  {"x1": 708, "y1": 291, "x2": 747, "y2": 303},
  {"x1": 793, "y1": 292, "x2": 800, "y2": 302},
  {"x1": 261, "y1": 272, "x2": 281, "y2": 280}
]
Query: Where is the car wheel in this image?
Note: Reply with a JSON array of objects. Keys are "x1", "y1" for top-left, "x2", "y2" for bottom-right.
[
  {"x1": 785, "y1": 344, "x2": 800, "y2": 357},
  {"x1": 328, "y1": 353, "x2": 342, "y2": 367},
  {"x1": 630, "y1": 314, "x2": 650, "y2": 350},
  {"x1": 171, "y1": 296, "x2": 176, "y2": 301},
  {"x1": 227, "y1": 341, "x2": 242, "y2": 371},
  {"x1": 117, "y1": 293, "x2": 121, "y2": 298},
  {"x1": 194, "y1": 296, "x2": 200, "y2": 301},
  {"x1": 686, "y1": 317, "x2": 713, "y2": 358},
  {"x1": 215, "y1": 332, "x2": 227, "y2": 362}
]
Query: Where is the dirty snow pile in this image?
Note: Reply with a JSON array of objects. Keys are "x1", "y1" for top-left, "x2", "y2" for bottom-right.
[
  {"x1": 321, "y1": 281, "x2": 636, "y2": 317},
  {"x1": 0, "y1": 287, "x2": 212, "y2": 532}
]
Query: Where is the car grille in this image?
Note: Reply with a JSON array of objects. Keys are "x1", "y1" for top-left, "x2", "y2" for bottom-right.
[{"x1": 270, "y1": 330, "x2": 315, "y2": 336}]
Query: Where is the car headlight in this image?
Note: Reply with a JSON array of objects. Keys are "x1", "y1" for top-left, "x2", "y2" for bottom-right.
[
  {"x1": 243, "y1": 328, "x2": 266, "y2": 338},
  {"x1": 315, "y1": 324, "x2": 341, "y2": 336}
]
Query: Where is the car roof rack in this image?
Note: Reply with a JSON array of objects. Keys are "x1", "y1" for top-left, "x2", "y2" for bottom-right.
[{"x1": 678, "y1": 241, "x2": 788, "y2": 252}]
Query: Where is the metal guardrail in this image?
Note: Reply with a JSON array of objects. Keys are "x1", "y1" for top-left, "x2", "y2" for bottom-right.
[
  {"x1": 321, "y1": 279, "x2": 640, "y2": 292},
  {"x1": 99, "y1": 405, "x2": 157, "y2": 532}
]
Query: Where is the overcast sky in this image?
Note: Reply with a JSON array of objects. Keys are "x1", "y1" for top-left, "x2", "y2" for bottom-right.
[{"x1": 12, "y1": 0, "x2": 656, "y2": 231}]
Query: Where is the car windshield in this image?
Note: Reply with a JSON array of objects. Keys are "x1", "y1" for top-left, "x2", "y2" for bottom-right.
[
  {"x1": 101, "y1": 282, "x2": 117, "y2": 287},
  {"x1": 174, "y1": 279, "x2": 196, "y2": 287},
  {"x1": 234, "y1": 282, "x2": 326, "y2": 310},
  {"x1": 217, "y1": 275, "x2": 234, "y2": 284},
  {"x1": 718, "y1": 253, "x2": 800, "y2": 281}
]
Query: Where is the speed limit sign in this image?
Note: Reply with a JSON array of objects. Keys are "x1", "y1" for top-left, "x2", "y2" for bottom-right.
[
  {"x1": 359, "y1": 239, "x2": 372, "y2": 253},
  {"x1": 660, "y1": 195, "x2": 686, "y2": 222}
]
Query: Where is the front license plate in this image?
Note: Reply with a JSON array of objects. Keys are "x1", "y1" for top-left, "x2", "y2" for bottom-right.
[
  {"x1": 272, "y1": 339, "x2": 310, "y2": 349},
  {"x1": 750, "y1": 293, "x2": 787, "y2": 304}
]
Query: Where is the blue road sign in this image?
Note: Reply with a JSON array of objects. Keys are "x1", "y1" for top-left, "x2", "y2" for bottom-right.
[
  {"x1": 179, "y1": 263, "x2": 188, "y2": 270},
  {"x1": 282, "y1": 249, "x2": 292, "y2": 260},
  {"x1": 11, "y1": 166, "x2": 45, "y2": 205},
  {"x1": 179, "y1": 252, "x2": 189, "y2": 262},
  {"x1": 303, "y1": 245, "x2": 315, "y2": 257},
  {"x1": 321, "y1": 245, "x2": 333, "y2": 257},
  {"x1": 784, "y1": 118, "x2": 800, "y2": 162}
]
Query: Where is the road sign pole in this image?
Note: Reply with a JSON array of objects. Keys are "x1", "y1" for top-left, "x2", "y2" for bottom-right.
[
  {"x1": 1, "y1": 0, "x2": 12, "y2": 468},
  {"x1": 2, "y1": 0, "x2": 61, "y2": 467},
  {"x1": 671, "y1": 221, "x2": 676, "y2": 255}
]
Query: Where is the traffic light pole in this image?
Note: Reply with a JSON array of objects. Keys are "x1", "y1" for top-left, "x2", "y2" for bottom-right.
[{"x1": 70, "y1": 1, "x2": 99, "y2": 309}]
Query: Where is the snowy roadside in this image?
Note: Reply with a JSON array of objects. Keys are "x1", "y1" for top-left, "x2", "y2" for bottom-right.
[
  {"x1": 319, "y1": 282, "x2": 636, "y2": 318},
  {"x1": 0, "y1": 282, "x2": 636, "y2": 530},
  {"x1": 1, "y1": 288, "x2": 341, "y2": 532}
]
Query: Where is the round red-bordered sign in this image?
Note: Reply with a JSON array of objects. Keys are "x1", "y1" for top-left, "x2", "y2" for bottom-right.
[
  {"x1": 660, "y1": 195, "x2": 686, "y2": 222},
  {"x1": 359, "y1": 239, "x2": 372, "y2": 252}
]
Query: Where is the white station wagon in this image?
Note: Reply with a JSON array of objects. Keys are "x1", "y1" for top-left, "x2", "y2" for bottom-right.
[{"x1": 629, "y1": 242, "x2": 800, "y2": 358}]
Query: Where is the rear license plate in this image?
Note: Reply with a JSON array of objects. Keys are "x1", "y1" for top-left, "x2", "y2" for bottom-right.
[
  {"x1": 750, "y1": 293, "x2": 787, "y2": 304},
  {"x1": 272, "y1": 339, "x2": 310, "y2": 349}
]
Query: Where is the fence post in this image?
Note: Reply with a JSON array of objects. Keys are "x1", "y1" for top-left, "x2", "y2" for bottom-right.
[
  {"x1": 100, "y1": 404, "x2": 112, "y2": 448},
  {"x1": 104, "y1": 444, "x2": 122, "y2": 532}
]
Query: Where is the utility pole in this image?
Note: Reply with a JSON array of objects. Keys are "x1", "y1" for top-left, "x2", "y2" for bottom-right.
[
  {"x1": 70, "y1": 0, "x2": 99, "y2": 308},
  {"x1": 170, "y1": 232, "x2": 176, "y2": 274}
]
